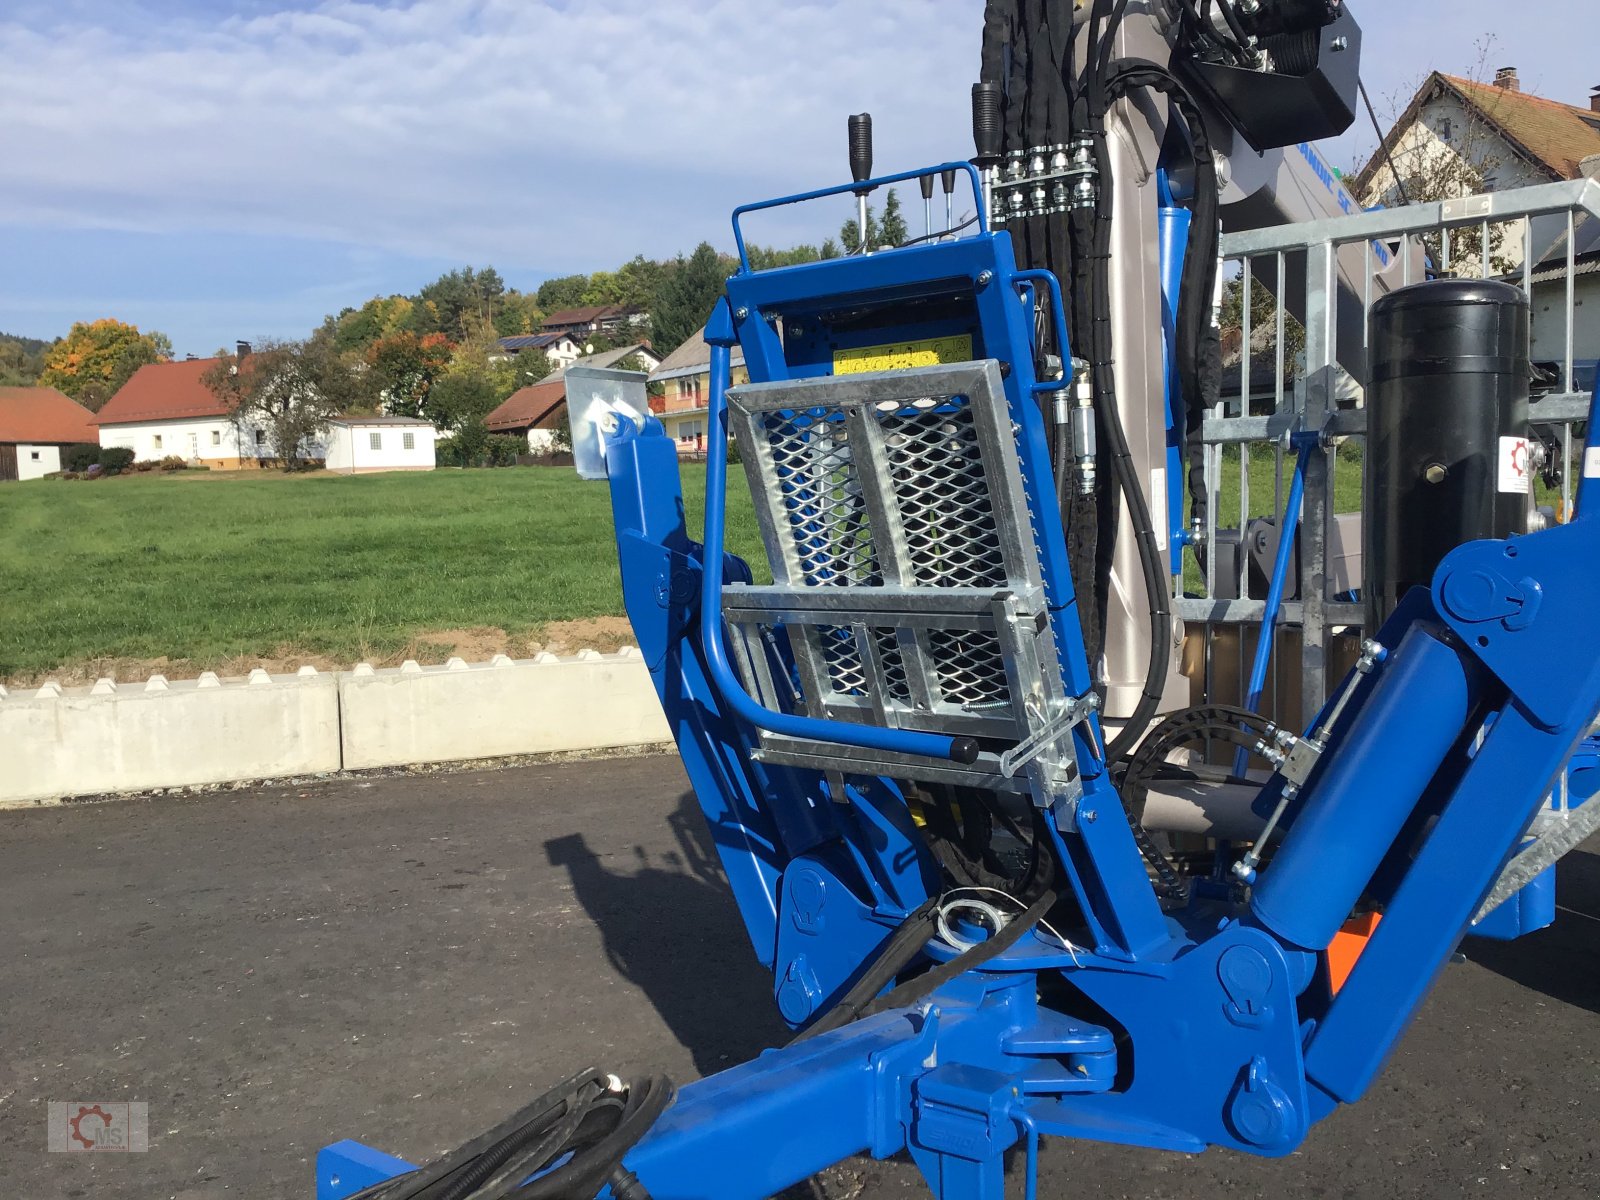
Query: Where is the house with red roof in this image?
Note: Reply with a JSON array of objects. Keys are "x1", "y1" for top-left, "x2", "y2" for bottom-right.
[
  {"x1": 484, "y1": 343, "x2": 661, "y2": 451},
  {"x1": 93, "y1": 355, "x2": 272, "y2": 469},
  {"x1": 540, "y1": 305, "x2": 648, "y2": 339},
  {"x1": 95, "y1": 352, "x2": 440, "y2": 473},
  {"x1": 1353, "y1": 69, "x2": 1600, "y2": 266},
  {"x1": 1354, "y1": 70, "x2": 1600, "y2": 382},
  {"x1": 0, "y1": 386, "x2": 98, "y2": 481}
]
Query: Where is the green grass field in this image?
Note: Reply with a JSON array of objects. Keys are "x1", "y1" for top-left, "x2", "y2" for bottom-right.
[
  {"x1": 0, "y1": 467, "x2": 765, "y2": 679},
  {"x1": 1, "y1": 442, "x2": 1556, "y2": 680}
]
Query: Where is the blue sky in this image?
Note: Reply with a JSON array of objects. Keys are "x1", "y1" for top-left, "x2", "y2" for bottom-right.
[{"x1": 1, "y1": 1, "x2": 1593, "y2": 355}]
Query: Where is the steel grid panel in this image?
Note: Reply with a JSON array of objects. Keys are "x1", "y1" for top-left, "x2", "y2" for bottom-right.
[{"x1": 726, "y1": 361, "x2": 1055, "y2": 738}]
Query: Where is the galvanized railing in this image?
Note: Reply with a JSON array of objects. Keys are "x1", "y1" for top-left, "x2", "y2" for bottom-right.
[{"x1": 1188, "y1": 177, "x2": 1600, "y2": 728}]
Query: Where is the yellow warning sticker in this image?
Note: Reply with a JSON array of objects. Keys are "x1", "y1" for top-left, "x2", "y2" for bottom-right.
[{"x1": 832, "y1": 334, "x2": 974, "y2": 376}]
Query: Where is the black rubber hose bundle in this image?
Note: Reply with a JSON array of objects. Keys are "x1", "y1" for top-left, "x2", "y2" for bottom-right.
[{"x1": 347, "y1": 1069, "x2": 674, "y2": 1200}]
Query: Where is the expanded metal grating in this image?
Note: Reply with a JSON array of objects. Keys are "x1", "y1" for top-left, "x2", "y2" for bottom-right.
[
  {"x1": 878, "y1": 398, "x2": 1008, "y2": 591},
  {"x1": 763, "y1": 410, "x2": 881, "y2": 588},
  {"x1": 725, "y1": 361, "x2": 1060, "y2": 747}
]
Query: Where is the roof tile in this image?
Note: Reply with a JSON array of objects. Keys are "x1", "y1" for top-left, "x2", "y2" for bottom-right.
[
  {"x1": 94, "y1": 358, "x2": 232, "y2": 425},
  {"x1": 0, "y1": 386, "x2": 98, "y2": 444},
  {"x1": 1443, "y1": 75, "x2": 1600, "y2": 179}
]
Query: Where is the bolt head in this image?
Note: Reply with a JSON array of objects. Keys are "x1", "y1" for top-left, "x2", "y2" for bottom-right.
[
  {"x1": 734, "y1": 306, "x2": 750, "y2": 320},
  {"x1": 976, "y1": 270, "x2": 994, "y2": 287}
]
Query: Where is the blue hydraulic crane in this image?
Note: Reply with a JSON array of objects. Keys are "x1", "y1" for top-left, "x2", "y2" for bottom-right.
[{"x1": 318, "y1": 3, "x2": 1600, "y2": 1196}]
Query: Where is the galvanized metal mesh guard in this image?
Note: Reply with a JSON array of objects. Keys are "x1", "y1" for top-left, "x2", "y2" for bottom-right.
[{"x1": 723, "y1": 361, "x2": 1084, "y2": 801}]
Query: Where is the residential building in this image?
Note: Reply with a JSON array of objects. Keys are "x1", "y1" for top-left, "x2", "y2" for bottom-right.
[
  {"x1": 493, "y1": 331, "x2": 585, "y2": 370},
  {"x1": 94, "y1": 357, "x2": 271, "y2": 468},
  {"x1": 0, "y1": 386, "x2": 98, "y2": 481},
  {"x1": 97, "y1": 356, "x2": 439, "y2": 472},
  {"x1": 1354, "y1": 70, "x2": 1600, "y2": 269},
  {"x1": 1527, "y1": 241, "x2": 1600, "y2": 390},
  {"x1": 483, "y1": 343, "x2": 662, "y2": 452},
  {"x1": 540, "y1": 305, "x2": 648, "y2": 338},
  {"x1": 648, "y1": 325, "x2": 748, "y2": 455},
  {"x1": 316, "y1": 417, "x2": 437, "y2": 474}
]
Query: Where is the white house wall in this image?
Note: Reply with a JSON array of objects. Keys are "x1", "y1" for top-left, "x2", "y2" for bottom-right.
[
  {"x1": 1361, "y1": 92, "x2": 1588, "y2": 273},
  {"x1": 97, "y1": 416, "x2": 267, "y2": 466},
  {"x1": 324, "y1": 424, "x2": 436, "y2": 473},
  {"x1": 1531, "y1": 273, "x2": 1600, "y2": 371},
  {"x1": 15, "y1": 443, "x2": 61, "y2": 481}
]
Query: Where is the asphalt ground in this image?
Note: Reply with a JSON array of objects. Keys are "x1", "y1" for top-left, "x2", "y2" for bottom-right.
[{"x1": 2, "y1": 754, "x2": 1596, "y2": 1199}]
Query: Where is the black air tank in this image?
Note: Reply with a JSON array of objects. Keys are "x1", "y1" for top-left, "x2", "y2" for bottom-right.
[{"x1": 1364, "y1": 278, "x2": 1530, "y2": 629}]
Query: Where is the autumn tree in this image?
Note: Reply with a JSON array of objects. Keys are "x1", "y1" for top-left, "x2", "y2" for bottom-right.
[
  {"x1": 323, "y1": 296, "x2": 419, "y2": 353},
  {"x1": 37, "y1": 319, "x2": 172, "y2": 410},
  {"x1": 366, "y1": 331, "x2": 455, "y2": 418},
  {"x1": 203, "y1": 335, "x2": 366, "y2": 470}
]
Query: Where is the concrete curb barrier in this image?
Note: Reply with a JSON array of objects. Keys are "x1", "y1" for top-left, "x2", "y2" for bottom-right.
[
  {"x1": 338, "y1": 650, "x2": 669, "y2": 770},
  {"x1": 1, "y1": 668, "x2": 342, "y2": 806},
  {"x1": 1, "y1": 650, "x2": 669, "y2": 807}
]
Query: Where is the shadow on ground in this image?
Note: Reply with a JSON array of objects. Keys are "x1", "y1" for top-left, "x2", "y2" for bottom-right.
[
  {"x1": 1465, "y1": 849, "x2": 1600, "y2": 1016},
  {"x1": 545, "y1": 791, "x2": 789, "y2": 1075}
]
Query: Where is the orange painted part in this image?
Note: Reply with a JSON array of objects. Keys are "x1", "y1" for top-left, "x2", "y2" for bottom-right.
[{"x1": 1326, "y1": 912, "x2": 1382, "y2": 994}]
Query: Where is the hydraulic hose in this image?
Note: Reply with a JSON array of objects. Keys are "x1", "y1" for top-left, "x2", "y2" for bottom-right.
[{"x1": 347, "y1": 1069, "x2": 674, "y2": 1200}]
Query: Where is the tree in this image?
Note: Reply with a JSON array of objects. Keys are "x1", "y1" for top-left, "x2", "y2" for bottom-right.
[
  {"x1": 202, "y1": 335, "x2": 365, "y2": 470},
  {"x1": 879, "y1": 189, "x2": 908, "y2": 247},
  {"x1": 746, "y1": 243, "x2": 825, "y2": 270},
  {"x1": 1355, "y1": 37, "x2": 1517, "y2": 275},
  {"x1": 37, "y1": 319, "x2": 172, "y2": 410},
  {"x1": 508, "y1": 348, "x2": 554, "y2": 388},
  {"x1": 536, "y1": 274, "x2": 590, "y2": 312},
  {"x1": 652, "y1": 242, "x2": 734, "y2": 352},
  {"x1": 840, "y1": 190, "x2": 907, "y2": 252},
  {"x1": 492, "y1": 292, "x2": 545, "y2": 338},
  {"x1": 415, "y1": 267, "x2": 508, "y2": 342},
  {"x1": 426, "y1": 375, "x2": 500, "y2": 437},
  {"x1": 324, "y1": 296, "x2": 418, "y2": 353},
  {"x1": 366, "y1": 331, "x2": 454, "y2": 418},
  {"x1": 0, "y1": 333, "x2": 53, "y2": 388}
]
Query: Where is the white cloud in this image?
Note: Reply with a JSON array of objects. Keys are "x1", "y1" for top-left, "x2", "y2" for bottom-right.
[{"x1": 0, "y1": 0, "x2": 983, "y2": 272}]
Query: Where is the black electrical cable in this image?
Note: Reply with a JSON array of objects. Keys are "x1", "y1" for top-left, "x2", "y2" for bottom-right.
[
  {"x1": 790, "y1": 897, "x2": 942, "y2": 1043},
  {"x1": 896, "y1": 214, "x2": 980, "y2": 248},
  {"x1": 1360, "y1": 78, "x2": 1410, "y2": 206},
  {"x1": 347, "y1": 1070, "x2": 674, "y2": 1200},
  {"x1": 1115, "y1": 703, "x2": 1281, "y2": 891}
]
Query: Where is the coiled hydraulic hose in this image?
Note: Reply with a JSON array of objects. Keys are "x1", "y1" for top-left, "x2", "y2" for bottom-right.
[{"x1": 347, "y1": 1068, "x2": 674, "y2": 1200}]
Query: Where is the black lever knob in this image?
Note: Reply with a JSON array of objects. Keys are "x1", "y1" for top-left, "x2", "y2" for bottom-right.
[
  {"x1": 848, "y1": 113, "x2": 874, "y2": 192},
  {"x1": 920, "y1": 172, "x2": 936, "y2": 200},
  {"x1": 941, "y1": 168, "x2": 957, "y2": 195},
  {"x1": 971, "y1": 82, "x2": 1003, "y2": 164}
]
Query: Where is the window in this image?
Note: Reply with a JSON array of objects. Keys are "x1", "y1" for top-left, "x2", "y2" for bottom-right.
[
  {"x1": 255, "y1": 429, "x2": 266, "y2": 445},
  {"x1": 30, "y1": 450, "x2": 40, "y2": 461},
  {"x1": 369, "y1": 431, "x2": 383, "y2": 451},
  {"x1": 152, "y1": 434, "x2": 163, "y2": 450},
  {"x1": 1439, "y1": 117, "x2": 1454, "y2": 142},
  {"x1": 211, "y1": 430, "x2": 221, "y2": 446},
  {"x1": 402, "y1": 431, "x2": 416, "y2": 450}
]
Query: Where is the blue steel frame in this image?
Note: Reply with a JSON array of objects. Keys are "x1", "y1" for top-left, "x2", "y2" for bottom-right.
[{"x1": 318, "y1": 172, "x2": 1600, "y2": 1199}]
